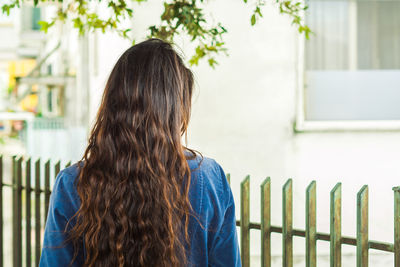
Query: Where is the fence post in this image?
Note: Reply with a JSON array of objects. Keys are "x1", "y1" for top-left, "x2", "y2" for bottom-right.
[
  {"x1": 357, "y1": 185, "x2": 368, "y2": 267},
  {"x1": 13, "y1": 157, "x2": 23, "y2": 267},
  {"x1": 35, "y1": 159, "x2": 41, "y2": 267},
  {"x1": 261, "y1": 177, "x2": 271, "y2": 267},
  {"x1": 55, "y1": 161, "x2": 61, "y2": 180},
  {"x1": 393, "y1": 186, "x2": 400, "y2": 267},
  {"x1": 44, "y1": 160, "x2": 50, "y2": 224},
  {"x1": 12, "y1": 156, "x2": 16, "y2": 267},
  {"x1": 283, "y1": 179, "x2": 293, "y2": 267},
  {"x1": 0, "y1": 156, "x2": 3, "y2": 267},
  {"x1": 330, "y1": 183, "x2": 342, "y2": 267},
  {"x1": 26, "y1": 158, "x2": 32, "y2": 267},
  {"x1": 240, "y1": 175, "x2": 250, "y2": 267},
  {"x1": 306, "y1": 181, "x2": 317, "y2": 267}
]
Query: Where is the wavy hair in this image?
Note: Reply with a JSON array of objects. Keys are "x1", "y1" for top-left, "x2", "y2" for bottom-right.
[{"x1": 68, "y1": 39, "x2": 196, "y2": 267}]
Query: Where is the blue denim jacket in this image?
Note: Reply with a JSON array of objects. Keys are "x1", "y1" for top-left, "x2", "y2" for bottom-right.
[{"x1": 39, "y1": 156, "x2": 241, "y2": 266}]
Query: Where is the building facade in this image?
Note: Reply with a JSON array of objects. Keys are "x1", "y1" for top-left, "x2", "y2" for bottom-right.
[{"x1": 1, "y1": 0, "x2": 400, "y2": 265}]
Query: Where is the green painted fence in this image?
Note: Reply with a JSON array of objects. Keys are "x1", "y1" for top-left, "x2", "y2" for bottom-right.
[
  {"x1": 236, "y1": 176, "x2": 400, "y2": 267},
  {"x1": 0, "y1": 155, "x2": 399, "y2": 266}
]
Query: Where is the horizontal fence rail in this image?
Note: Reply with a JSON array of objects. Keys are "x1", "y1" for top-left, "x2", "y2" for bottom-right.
[{"x1": 0, "y1": 155, "x2": 399, "y2": 266}]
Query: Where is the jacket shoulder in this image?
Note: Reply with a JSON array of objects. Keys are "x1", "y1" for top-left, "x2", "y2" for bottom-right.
[{"x1": 51, "y1": 163, "x2": 82, "y2": 216}]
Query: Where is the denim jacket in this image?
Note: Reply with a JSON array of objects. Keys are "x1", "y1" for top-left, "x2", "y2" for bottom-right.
[{"x1": 39, "y1": 156, "x2": 241, "y2": 267}]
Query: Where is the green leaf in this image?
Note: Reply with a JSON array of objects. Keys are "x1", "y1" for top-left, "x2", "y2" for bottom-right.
[
  {"x1": 125, "y1": 8, "x2": 133, "y2": 16},
  {"x1": 251, "y1": 14, "x2": 256, "y2": 26},
  {"x1": 208, "y1": 58, "x2": 217, "y2": 67},
  {"x1": 38, "y1": 20, "x2": 53, "y2": 33},
  {"x1": 2, "y1": 5, "x2": 11, "y2": 16},
  {"x1": 0, "y1": 0, "x2": 311, "y2": 69},
  {"x1": 255, "y1": 7, "x2": 263, "y2": 17}
]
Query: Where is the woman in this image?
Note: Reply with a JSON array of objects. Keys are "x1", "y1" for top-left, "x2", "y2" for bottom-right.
[{"x1": 40, "y1": 39, "x2": 240, "y2": 267}]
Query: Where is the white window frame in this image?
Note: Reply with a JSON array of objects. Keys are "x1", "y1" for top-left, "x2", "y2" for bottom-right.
[{"x1": 295, "y1": 0, "x2": 400, "y2": 132}]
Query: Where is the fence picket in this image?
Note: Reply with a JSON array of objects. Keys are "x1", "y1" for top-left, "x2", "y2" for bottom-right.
[
  {"x1": 261, "y1": 177, "x2": 271, "y2": 267},
  {"x1": 357, "y1": 185, "x2": 368, "y2": 267},
  {"x1": 12, "y1": 157, "x2": 23, "y2": 267},
  {"x1": 12, "y1": 157, "x2": 16, "y2": 267},
  {"x1": 44, "y1": 160, "x2": 50, "y2": 224},
  {"x1": 394, "y1": 186, "x2": 400, "y2": 267},
  {"x1": 240, "y1": 175, "x2": 250, "y2": 267},
  {"x1": 330, "y1": 183, "x2": 342, "y2": 267},
  {"x1": 306, "y1": 181, "x2": 317, "y2": 267},
  {"x1": 283, "y1": 179, "x2": 293, "y2": 267},
  {"x1": 35, "y1": 159, "x2": 41, "y2": 267},
  {"x1": 26, "y1": 158, "x2": 32, "y2": 267},
  {"x1": 55, "y1": 161, "x2": 61, "y2": 181},
  {"x1": 0, "y1": 156, "x2": 2, "y2": 267}
]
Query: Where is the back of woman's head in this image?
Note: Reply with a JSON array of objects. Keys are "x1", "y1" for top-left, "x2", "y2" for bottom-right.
[{"x1": 69, "y1": 39, "x2": 195, "y2": 267}]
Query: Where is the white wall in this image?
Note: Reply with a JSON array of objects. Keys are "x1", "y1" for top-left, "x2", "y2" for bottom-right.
[
  {"x1": 0, "y1": 9, "x2": 19, "y2": 61},
  {"x1": 84, "y1": 0, "x2": 400, "y2": 264}
]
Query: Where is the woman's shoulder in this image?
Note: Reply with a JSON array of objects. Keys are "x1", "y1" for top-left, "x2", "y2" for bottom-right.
[
  {"x1": 45, "y1": 163, "x2": 82, "y2": 221},
  {"x1": 52, "y1": 163, "x2": 82, "y2": 203},
  {"x1": 188, "y1": 153, "x2": 226, "y2": 179},
  {"x1": 54, "y1": 162, "x2": 81, "y2": 191},
  {"x1": 187, "y1": 153, "x2": 230, "y2": 203}
]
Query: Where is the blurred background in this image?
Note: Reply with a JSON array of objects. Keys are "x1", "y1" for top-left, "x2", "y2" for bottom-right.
[{"x1": 0, "y1": 0, "x2": 400, "y2": 266}]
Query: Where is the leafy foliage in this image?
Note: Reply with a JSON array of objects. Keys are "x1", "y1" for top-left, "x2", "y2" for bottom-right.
[{"x1": 1, "y1": 0, "x2": 310, "y2": 67}]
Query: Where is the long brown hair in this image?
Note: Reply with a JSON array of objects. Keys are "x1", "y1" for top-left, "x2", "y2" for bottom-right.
[{"x1": 68, "y1": 39, "x2": 195, "y2": 266}]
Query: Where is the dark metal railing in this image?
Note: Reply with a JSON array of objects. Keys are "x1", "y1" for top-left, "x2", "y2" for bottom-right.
[{"x1": 0, "y1": 156, "x2": 71, "y2": 267}]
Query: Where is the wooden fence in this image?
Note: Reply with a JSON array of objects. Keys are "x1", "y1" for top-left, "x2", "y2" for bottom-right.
[
  {"x1": 0, "y1": 156, "x2": 70, "y2": 267},
  {"x1": 0, "y1": 155, "x2": 399, "y2": 266},
  {"x1": 228, "y1": 174, "x2": 400, "y2": 267}
]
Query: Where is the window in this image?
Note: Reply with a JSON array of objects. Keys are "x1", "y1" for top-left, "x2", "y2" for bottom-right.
[
  {"x1": 299, "y1": 0, "x2": 400, "y2": 130},
  {"x1": 21, "y1": 6, "x2": 41, "y2": 31}
]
